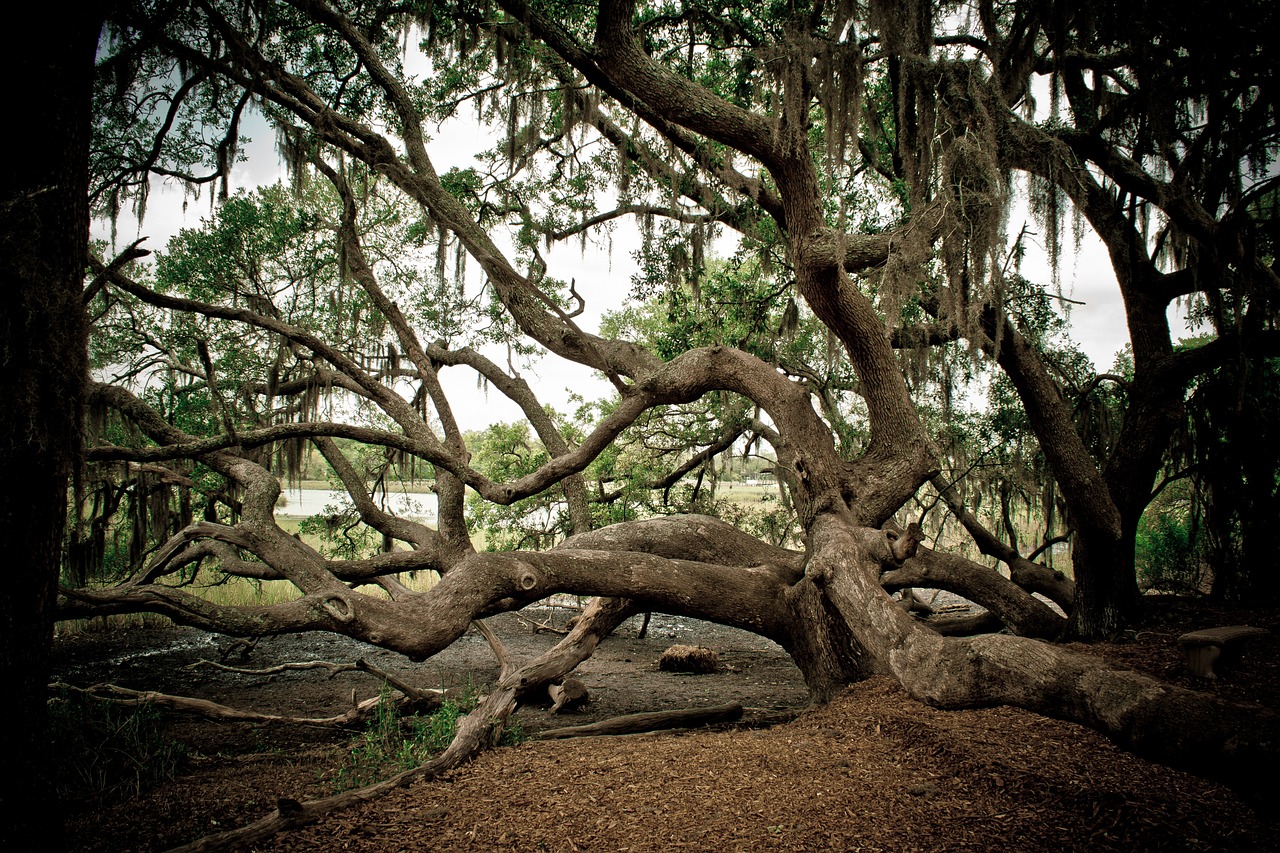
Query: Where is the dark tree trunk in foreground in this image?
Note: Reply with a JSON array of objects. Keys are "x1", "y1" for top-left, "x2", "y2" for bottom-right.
[{"x1": 0, "y1": 13, "x2": 97, "y2": 848}]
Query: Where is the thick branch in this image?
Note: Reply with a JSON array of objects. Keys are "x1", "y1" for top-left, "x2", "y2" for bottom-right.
[
  {"x1": 881, "y1": 546, "x2": 1065, "y2": 638},
  {"x1": 812, "y1": 516, "x2": 1280, "y2": 781}
]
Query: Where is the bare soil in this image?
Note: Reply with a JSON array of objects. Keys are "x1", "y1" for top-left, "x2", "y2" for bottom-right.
[{"x1": 51, "y1": 598, "x2": 1280, "y2": 852}]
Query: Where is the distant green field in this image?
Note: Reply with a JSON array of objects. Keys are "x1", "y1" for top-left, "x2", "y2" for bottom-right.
[{"x1": 720, "y1": 484, "x2": 780, "y2": 505}]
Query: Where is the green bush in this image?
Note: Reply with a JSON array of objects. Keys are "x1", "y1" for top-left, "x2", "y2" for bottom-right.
[{"x1": 1135, "y1": 506, "x2": 1205, "y2": 594}]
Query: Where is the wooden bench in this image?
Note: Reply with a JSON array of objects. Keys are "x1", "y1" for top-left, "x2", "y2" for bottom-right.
[{"x1": 1177, "y1": 625, "x2": 1273, "y2": 678}]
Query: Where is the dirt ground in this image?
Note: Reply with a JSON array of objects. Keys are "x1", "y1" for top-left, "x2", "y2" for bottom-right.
[{"x1": 51, "y1": 597, "x2": 1280, "y2": 852}]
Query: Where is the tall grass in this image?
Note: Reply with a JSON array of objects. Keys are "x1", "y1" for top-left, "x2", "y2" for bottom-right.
[{"x1": 48, "y1": 691, "x2": 187, "y2": 801}]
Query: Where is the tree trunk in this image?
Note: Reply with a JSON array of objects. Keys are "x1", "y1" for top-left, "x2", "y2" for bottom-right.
[
  {"x1": 0, "y1": 13, "x2": 96, "y2": 848},
  {"x1": 983, "y1": 313, "x2": 1133, "y2": 640},
  {"x1": 1063, "y1": 528, "x2": 1138, "y2": 641},
  {"x1": 779, "y1": 581, "x2": 878, "y2": 701}
]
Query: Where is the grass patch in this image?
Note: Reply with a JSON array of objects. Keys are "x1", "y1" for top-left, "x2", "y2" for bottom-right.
[{"x1": 48, "y1": 691, "x2": 187, "y2": 802}]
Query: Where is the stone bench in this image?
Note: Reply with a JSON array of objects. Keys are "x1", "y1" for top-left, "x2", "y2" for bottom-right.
[{"x1": 1177, "y1": 625, "x2": 1273, "y2": 678}]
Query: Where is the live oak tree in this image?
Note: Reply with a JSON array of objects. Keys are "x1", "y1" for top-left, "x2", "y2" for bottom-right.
[{"x1": 60, "y1": 0, "x2": 1279, "y2": 843}]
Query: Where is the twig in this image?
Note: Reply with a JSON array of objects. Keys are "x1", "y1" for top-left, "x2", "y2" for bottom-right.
[
  {"x1": 189, "y1": 658, "x2": 356, "y2": 676},
  {"x1": 537, "y1": 703, "x2": 744, "y2": 739},
  {"x1": 515, "y1": 614, "x2": 571, "y2": 635},
  {"x1": 189, "y1": 656, "x2": 442, "y2": 706}
]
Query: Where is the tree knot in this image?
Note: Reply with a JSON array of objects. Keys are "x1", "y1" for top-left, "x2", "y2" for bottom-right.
[
  {"x1": 804, "y1": 556, "x2": 831, "y2": 587},
  {"x1": 321, "y1": 593, "x2": 356, "y2": 622},
  {"x1": 514, "y1": 561, "x2": 542, "y2": 593}
]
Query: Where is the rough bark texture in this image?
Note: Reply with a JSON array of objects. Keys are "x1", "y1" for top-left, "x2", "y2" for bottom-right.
[
  {"x1": 881, "y1": 546, "x2": 1065, "y2": 638},
  {"x1": 0, "y1": 12, "x2": 96, "y2": 848}
]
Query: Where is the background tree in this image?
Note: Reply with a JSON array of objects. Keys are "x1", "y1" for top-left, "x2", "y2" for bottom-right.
[{"x1": 1163, "y1": 349, "x2": 1280, "y2": 601}]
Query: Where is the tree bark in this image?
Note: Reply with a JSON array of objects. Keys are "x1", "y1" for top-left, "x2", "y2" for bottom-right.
[
  {"x1": 0, "y1": 12, "x2": 97, "y2": 848},
  {"x1": 881, "y1": 546, "x2": 1065, "y2": 638}
]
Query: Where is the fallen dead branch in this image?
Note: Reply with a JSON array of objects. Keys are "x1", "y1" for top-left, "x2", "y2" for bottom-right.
[
  {"x1": 536, "y1": 703, "x2": 744, "y2": 739},
  {"x1": 548, "y1": 677, "x2": 589, "y2": 713},
  {"x1": 515, "y1": 613, "x2": 572, "y2": 634},
  {"x1": 162, "y1": 597, "x2": 640, "y2": 853},
  {"x1": 189, "y1": 658, "x2": 358, "y2": 676},
  {"x1": 473, "y1": 618, "x2": 516, "y2": 677},
  {"x1": 50, "y1": 682, "x2": 431, "y2": 729},
  {"x1": 166, "y1": 746, "x2": 459, "y2": 852}
]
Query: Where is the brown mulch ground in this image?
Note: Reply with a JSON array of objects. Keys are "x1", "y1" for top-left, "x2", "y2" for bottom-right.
[{"x1": 53, "y1": 598, "x2": 1280, "y2": 852}]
